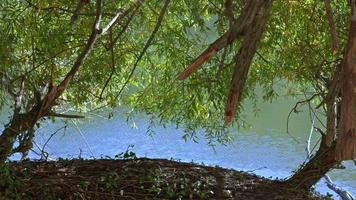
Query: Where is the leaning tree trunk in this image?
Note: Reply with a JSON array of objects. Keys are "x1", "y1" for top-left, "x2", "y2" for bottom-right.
[
  {"x1": 284, "y1": 97, "x2": 340, "y2": 190},
  {"x1": 285, "y1": 0, "x2": 356, "y2": 190},
  {"x1": 284, "y1": 138, "x2": 339, "y2": 190},
  {"x1": 0, "y1": 0, "x2": 105, "y2": 163}
]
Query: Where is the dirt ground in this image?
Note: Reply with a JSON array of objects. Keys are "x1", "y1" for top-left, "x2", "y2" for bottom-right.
[{"x1": 0, "y1": 158, "x2": 329, "y2": 200}]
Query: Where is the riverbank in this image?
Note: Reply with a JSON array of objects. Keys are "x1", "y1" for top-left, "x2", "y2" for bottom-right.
[{"x1": 1, "y1": 158, "x2": 328, "y2": 200}]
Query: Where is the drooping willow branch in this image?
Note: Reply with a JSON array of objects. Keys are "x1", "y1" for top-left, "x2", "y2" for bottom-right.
[
  {"x1": 116, "y1": 0, "x2": 171, "y2": 99},
  {"x1": 0, "y1": 0, "x2": 129, "y2": 163},
  {"x1": 177, "y1": 0, "x2": 274, "y2": 125}
]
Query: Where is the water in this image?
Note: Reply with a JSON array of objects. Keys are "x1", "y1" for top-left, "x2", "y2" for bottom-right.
[{"x1": 1, "y1": 95, "x2": 355, "y2": 198}]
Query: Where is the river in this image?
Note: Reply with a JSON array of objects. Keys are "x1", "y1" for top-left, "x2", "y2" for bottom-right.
[{"x1": 1, "y1": 94, "x2": 355, "y2": 198}]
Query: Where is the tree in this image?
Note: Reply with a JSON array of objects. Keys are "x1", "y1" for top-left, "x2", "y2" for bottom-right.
[{"x1": 0, "y1": 0, "x2": 354, "y2": 192}]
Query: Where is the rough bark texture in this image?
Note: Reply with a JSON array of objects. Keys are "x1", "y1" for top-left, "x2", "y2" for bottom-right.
[
  {"x1": 224, "y1": 0, "x2": 273, "y2": 124},
  {"x1": 0, "y1": 111, "x2": 38, "y2": 163},
  {"x1": 177, "y1": 0, "x2": 269, "y2": 80},
  {"x1": 285, "y1": 1, "x2": 356, "y2": 189},
  {"x1": 177, "y1": 0, "x2": 274, "y2": 125},
  {"x1": 335, "y1": 0, "x2": 356, "y2": 160},
  {"x1": 285, "y1": 140, "x2": 339, "y2": 190}
]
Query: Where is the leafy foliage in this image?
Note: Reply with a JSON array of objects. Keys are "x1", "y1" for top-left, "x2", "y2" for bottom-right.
[{"x1": 0, "y1": 0, "x2": 351, "y2": 143}]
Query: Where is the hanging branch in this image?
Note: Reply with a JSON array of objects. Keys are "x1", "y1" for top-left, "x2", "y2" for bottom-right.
[
  {"x1": 116, "y1": 0, "x2": 171, "y2": 99},
  {"x1": 224, "y1": 0, "x2": 273, "y2": 124},
  {"x1": 0, "y1": 0, "x2": 128, "y2": 163},
  {"x1": 176, "y1": 1, "x2": 261, "y2": 80},
  {"x1": 109, "y1": 0, "x2": 145, "y2": 50},
  {"x1": 99, "y1": 29, "x2": 116, "y2": 99}
]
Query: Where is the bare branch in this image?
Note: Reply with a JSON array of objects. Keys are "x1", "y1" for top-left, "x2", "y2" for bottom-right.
[
  {"x1": 40, "y1": 126, "x2": 66, "y2": 160},
  {"x1": 46, "y1": 112, "x2": 85, "y2": 119},
  {"x1": 324, "y1": 176, "x2": 355, "y2": 200},
  {"x1": 286, "y1": 93, "x2": 320, "y2": 143},
  {"x1": 224, "y1": 1, "x2": 273, "y2": 124},
  {"x1": 177, "y1": 1, "x2": 262, "y2": 80}
]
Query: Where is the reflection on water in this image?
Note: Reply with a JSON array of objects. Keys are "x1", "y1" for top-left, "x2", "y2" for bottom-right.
[{"x1": 1, "y1": 95, "x2": 355, "y2": 197}]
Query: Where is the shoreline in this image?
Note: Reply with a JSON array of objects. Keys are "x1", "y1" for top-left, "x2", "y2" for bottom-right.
[{"x1": 0, "y1": 158, "x2": 328, "y2": 199}]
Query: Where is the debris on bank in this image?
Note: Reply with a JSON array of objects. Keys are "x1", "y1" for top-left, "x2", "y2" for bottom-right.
[{"x1": 0, "y1": 158, "x2": 328, "y2": 200}]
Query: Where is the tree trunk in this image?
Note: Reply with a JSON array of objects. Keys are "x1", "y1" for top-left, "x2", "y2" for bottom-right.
[
  {"x1": 284, "y1": 139, "x2": 339, "y2": 190},
  {"x1": 285, "y1": 0, "x2": 356, "y2": 190},
  {"x1": 0, "y1": 111, "x2": 37, "y2": 163},
  {"x1": 335, "y1": 0, "x2": 356, "y2": 160},
  {"x1": 0, "y1": 0, "x2": 105, "y2": 163}
]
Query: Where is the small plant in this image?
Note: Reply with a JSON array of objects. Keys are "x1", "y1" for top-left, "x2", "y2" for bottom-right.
[
  {"x1": 115, "y1": 145, "x2": 137, "y2": 159},
  {"x1": 145, "y1": 169, "x2": 210, "y2": 199}
]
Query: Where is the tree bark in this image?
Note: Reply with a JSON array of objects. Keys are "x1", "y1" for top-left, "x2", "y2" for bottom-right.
[
  {"x1": 285, "y1": 141, "x2": 339, "y2": 190},
  {"x1": 0, "y1": 110, "x2": 38, "y2": 163},
  {"x1": 224, "y1": 0, "x2": 273, "y2": 124},
  {"x1": 285, "y1": 0, "x2": 356, "y2": 189},
  {"x1": 335, "y1": 0, "x2": 356, "y2": 160},
  {"x1": 177, "y1": 0, "x2": 271, "y2": 80}
]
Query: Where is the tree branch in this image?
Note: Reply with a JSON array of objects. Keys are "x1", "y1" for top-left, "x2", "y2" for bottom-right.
[
  {"x1": 99, "y1": 29, "x2": 116, "y2": 99},
  {"x1": 116, "y1": 0, "x2": 171, "y2": 99},
  {"x1": 224, "y1": 0, "x2": 273, "y2": 124},
  {"x1": 46, "y1": 112, "x2": 85, "y2": 119},
  {"x1": 324, "y1": 0, "x2": 339, "y2": 53},
  {"x1": 109, "y1": 0, "x2": 145, "y2": 50},
  {"x1": 177, "y1": 1, "x2": 262, "y2": 80}
]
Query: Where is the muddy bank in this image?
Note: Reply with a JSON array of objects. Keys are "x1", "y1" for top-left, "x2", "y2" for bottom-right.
[{"x1": 0, "y1": 158, "x2": 328, "y2": 199}]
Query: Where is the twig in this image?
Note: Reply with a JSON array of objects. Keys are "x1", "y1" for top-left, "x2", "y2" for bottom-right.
[
  {"x1": 286, "y1": 93, "x2": 320, "y2": 143},
  {"x1": 115, "y1": 0, "x2": 171, "y2": 99},
  {"x1": 305, "y1": 110, "x2": 354, "y2": 200},
  {"x1": 40, "y1": 126, "x2": 66, "y2": 160},
  {"x1": 46, "y1": 112, "x2": 85, "y2": 119},
  {"x1": 71, "y1": 119, "x2": 94, "y2": 157},
  {"x1": 99, "y1": 29, "x2": 116, "y2": 99},
  {"x1": 109, "y1": 0, "x2": 145, "y2": 50},
  {"x1": 324, "y1": 174, "x2": 355, "y2": 200},
  {"x1": 306, "y1": 114, "x2": 316, "y2": 159}
]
